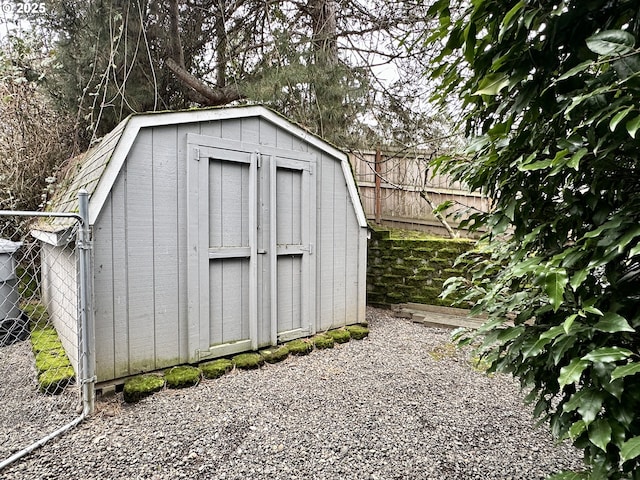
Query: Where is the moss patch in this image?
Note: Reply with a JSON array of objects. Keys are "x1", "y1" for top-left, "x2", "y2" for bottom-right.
[
  {"x1": 123, "y1": 374, "x2": 166, "y2": 403},
  {"x1": 35, "y1": 349, "x2": 71, "y2": 375},
  {"x1": 260, "y1": 346, "x2": 290, "y2": 364},
  {"x1": 164, "y1": 366, "x2": 201, "y2": 389},
  {"x1": 428, "y1": 342, "x2": 457, "y2": 361},
  {"x1": 286, "y1": 339, "x2": 313, "y2": 356},
  {"x1": 345, "y1": 325, "x2": 370, "y2": 340},
  {"x1": 232, "y1": 352, "x2": 265, "y2": 370},
  {"x1": 201, "y1": 359, "x2": 234, "y2": 379},
  {"x1": 39, "y1": 366, "x2": 75, "y2": 395},
  {"x1": 313, "y1": 334, "x2": 335, "y2": 350},
  {"x1": 25, "y1": 304, "x2": 75, "y2": 395},
  {"x1": 326, "y1": 329, "x2": 351, "y2": 344}
]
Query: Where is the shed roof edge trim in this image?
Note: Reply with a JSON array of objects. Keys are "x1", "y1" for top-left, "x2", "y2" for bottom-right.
[{"x1": 88, "y1": 106, "x2": 360, "y2": 225}]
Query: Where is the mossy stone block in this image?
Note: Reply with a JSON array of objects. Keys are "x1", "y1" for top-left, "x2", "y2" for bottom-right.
[
  {"x1": 260, "y1": 346, "x2": 290, "y2": 364},
  {"x1": 232, "y1": 352, "x2": 265, "y2": 369},
  {"x1": 39, "y1": 366, "x2": 75, "y2": 395},
  {"x1": 123, "y1": 374, "x2": 165, "y2": 403},
  {"x1": 35, "y1": 349, "x2": 71, "y2": 375},
  {"x1": 286, "y1": 339, "x2": 313, "y2": 356},
  {"x1": 313, "y1": 334, "x2": 335, "y2": 350},
  {"x1": 200, "y1": 359, "x2": 234, "y2": 379},
  {"x1": 164, "y1": 365, "x2": 201, "y2": 388},
  {"x1": 326, "y1": 329, "x2": 351, "y2": 344},
  {"x1": 346, "y1": 324, "x2": 370, "y2": 340}
]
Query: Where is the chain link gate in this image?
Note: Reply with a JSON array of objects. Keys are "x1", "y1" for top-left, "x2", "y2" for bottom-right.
[{"x1": 0, "y1": 191, "x2": 95, "y2": 469}]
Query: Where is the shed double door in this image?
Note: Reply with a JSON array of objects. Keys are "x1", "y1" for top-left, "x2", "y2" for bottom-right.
[{"x1": 187, "y1": 135, "x2": 316, "y2": 361}]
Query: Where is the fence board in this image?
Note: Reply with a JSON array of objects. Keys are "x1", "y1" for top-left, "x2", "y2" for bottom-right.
[{"x1": 349, "y1": 149, "x2": 490, "y2": 235}]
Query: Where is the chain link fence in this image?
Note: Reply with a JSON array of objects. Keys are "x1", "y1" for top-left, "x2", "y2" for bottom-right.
[{"x1": 0, "y1": 194, "x2": 94, "y2": 469}]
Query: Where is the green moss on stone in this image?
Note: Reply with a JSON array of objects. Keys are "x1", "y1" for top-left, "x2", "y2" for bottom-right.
[
  {"x1": 200, "y1": 358, "x2": 234, "y2": 379},
  {"x1": 346, "y1": 325, "x2": 370, "y2": 340},
  {"x1": 35, "y1": 349, "x2": 71, "y2": 375},
  {"x1": 164, "y1": 365, "x2": 201, "y2": 388},
  {"x1": 286, "y1": 339, "x2": 313, "y2": 356},
  {"x1": 313, "y1": 334, "x2": 335, "y2": 350},
  {"x1": 326, "y1": 329, "x2": 351, "y2": 344},
  {"x1": 232, "y1": 352, "x2": 265, "y2": 369},
  {"x1": 31, "y1": 328, "x2": 63, "y2": 354},
  {"x1": 260, "y1": 346, "x2": 290, "y2": 364},
  {"x1": 123, "y1": 374, "x2": 165, "y2": 403},
  {"x1": 39, "y1": 367, "x2": 75, "y2": 395}
]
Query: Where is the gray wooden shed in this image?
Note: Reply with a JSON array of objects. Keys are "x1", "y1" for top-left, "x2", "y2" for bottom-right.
[{"x1": 35, "y1": 106, "x2": 368, "y2": 383}]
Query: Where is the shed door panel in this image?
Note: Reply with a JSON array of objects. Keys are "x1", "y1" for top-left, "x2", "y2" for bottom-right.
[
  {"x1": 208, "y1": 159, "x2": 251, "y2": 345},
  {"x1": 272, "y1": 160, "x2": 314, "y2": 341},
  {"x1": 187, "y1": 134, "x2": 315, "y2": 362}
]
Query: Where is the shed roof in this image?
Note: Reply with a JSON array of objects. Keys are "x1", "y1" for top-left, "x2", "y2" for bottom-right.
[{"x1": 36, "y1": 105, "x2": 367, "y2": 237}]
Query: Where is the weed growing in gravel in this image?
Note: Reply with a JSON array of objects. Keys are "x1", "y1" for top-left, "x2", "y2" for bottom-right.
[{"x1": 427, "y1": 342, "x2": 458, "y2": 361}]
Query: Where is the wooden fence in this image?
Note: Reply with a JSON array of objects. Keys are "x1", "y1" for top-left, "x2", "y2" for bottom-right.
[{"x1": 348, "y1": 148, "x2": 490, "y2": 236}]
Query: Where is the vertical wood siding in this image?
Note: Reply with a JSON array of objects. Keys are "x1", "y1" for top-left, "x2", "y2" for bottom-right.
[{"x1": 92, "y1": 115, "x2": 366, "y2": 382}]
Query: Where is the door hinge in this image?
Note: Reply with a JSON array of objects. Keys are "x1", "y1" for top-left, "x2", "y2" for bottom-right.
[
  {"x1": 256, "y1": 152, "x2": 262, "y2": 168},
  {"x1": 194, "y1": 147, "x2": 201, "y2": 161}
]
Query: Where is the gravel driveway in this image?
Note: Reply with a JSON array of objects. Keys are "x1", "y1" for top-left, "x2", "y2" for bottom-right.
[{"x1": 3, "y1": 308, "x2": 582, "y2": 479}]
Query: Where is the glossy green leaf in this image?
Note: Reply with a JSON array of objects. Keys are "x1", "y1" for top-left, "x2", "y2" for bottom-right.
[
  {"x1": 567, "y1": 148, "x2": 588, "y2": 170},
  {"x1": 594, "y1": 313, "x2": 635, "y2": 333},
  {"x1": 522, "y1": 337, "x2": 552, "y2": 360},
  {"x1": 609, "y1": 106, "x2": 634, "y2": 131},
  {"x1": 611, "y1": 362, "x2": 640, "y2": 380},
  {"x1": 563, "y1": 314, "x2": 577, "y2": 334},
  {"x1": 473, "y1": 73, "x2": 510, "y2": 96},
  {"x1": 582, "y1": 347, "x2": 633, "y2": 363},
  {"x1": 588, "y1": 419, "x2": 612, "y2": 451},
  {"x1": 546, "y1": 472, "x2": 588, "y2": 480},
  {"x1": 559, "y1": 358, "x2": 589, "y2": 388},
  {"x1": 586, "y1": 30, "x2": 636, "y2": 56},
  {"x1": 545, "y1": 269, "x2": 568, "y2": 312},
  {"x1": 557, "y1": 60, "x2": 593, "y2": 81},
  {"x1": 626, "y1": 115, "x2": 640, "y2": 139},
  {"x1": 570, "y1": 268, "x2": 588, "y2": 291},
  {"x1": 568, "y1": 420, "x2": 586, "y2": 441},
  {"x1": 620, "y1": 436, "x2": 640, "y2": 463}
]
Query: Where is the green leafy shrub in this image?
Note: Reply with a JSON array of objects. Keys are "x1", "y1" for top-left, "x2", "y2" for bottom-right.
[
  {"x1": 428, "y1": 1, "x2": 640, "y2": 477},
  {"x1": 123, "y1": 374, "x2": 165, "y2": 403}
]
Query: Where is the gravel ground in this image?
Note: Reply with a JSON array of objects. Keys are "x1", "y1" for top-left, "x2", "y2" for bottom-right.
[{"x1": 2, "y1": 308, "x2": 583, "y2": 479}]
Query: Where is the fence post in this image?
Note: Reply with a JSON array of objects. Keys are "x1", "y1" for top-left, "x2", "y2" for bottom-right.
[
  {"x1": 374, "y1": 144, "x2": 382, "y2": 225},
  {"x1": 77, "y1": 190, "x2": 95, "y2": 414}
]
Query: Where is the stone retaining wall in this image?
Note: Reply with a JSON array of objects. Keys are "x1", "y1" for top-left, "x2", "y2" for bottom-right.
[{"x1": 367, "y1": 227, "x2": 475, "y2": 306}]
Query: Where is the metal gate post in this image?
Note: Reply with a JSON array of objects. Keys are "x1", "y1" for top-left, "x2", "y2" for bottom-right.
[{"x1": 77, "y1": 190, "x2": 95, "y2": 414}]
